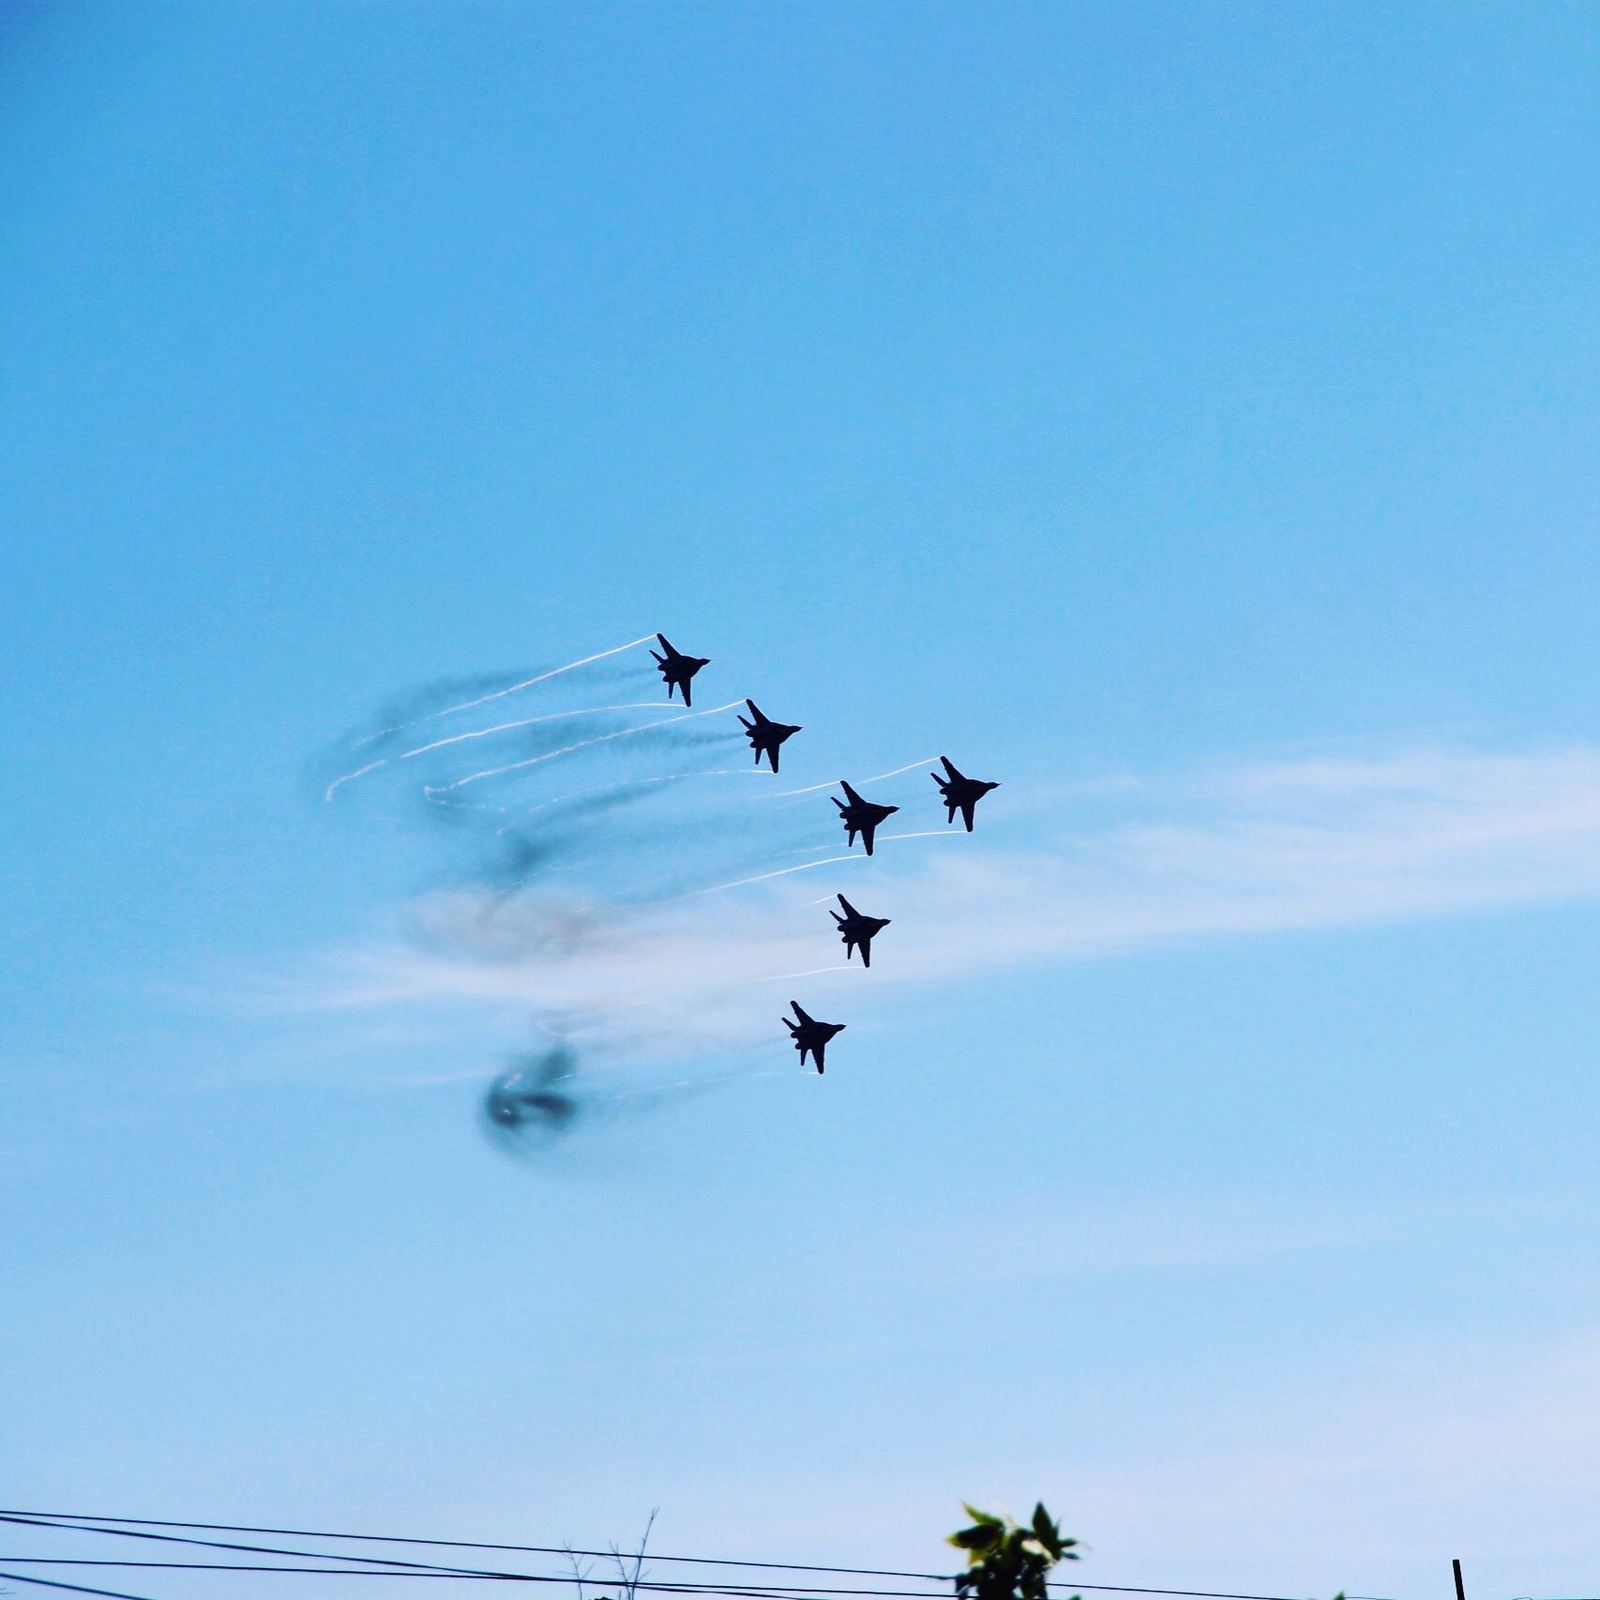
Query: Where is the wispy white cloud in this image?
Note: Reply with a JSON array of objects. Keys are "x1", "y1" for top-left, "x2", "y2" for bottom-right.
[{"x1": 293, "y1": 745, "x2": 1600, "y2": 1068}]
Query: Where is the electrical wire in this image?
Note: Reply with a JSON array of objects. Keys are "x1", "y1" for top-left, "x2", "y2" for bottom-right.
[
  {"x1": 0, "y1": 1565, "x2": 1378, "y2": 1600},
  {"x1": 0, "y1": 1517, "x2": 502, "y2": 1582},
  {"x1": 0, "y1": 1508, "x2": 1401, "y2": 1600},
  {"x1": 0, "y1": 1511, "x2": 1230, "y2": 1595},
  {"x1": 0, "y1": 1571, "x2": 163, "y2": 1600},
  {"x1": 0, "y1": 1508, "x2": 955, "y2": 1578},
  {"x1": 6, "y1": 1514, "x2": 1003, "y2": 1594}
]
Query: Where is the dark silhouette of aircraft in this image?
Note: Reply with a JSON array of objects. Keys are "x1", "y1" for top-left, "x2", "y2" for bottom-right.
[
  {"x1": 831, "y1": 894, "x2": 890, "y2": 968},
  {"x1": 738, "y1": 700, "x2": 801, "y2": 772},
  {"x1": 651, "y1": 634, "x2": 710, "y2": 707},
  {"x1": 833, "y1": 781, "x2": 899, "y2": 855},
  {"x1": 932, "y1": 756, "x2": 999, "y2": 831},
  {"x1": 785, "y1": 1001, "x2": 845, "y2": 1073}
]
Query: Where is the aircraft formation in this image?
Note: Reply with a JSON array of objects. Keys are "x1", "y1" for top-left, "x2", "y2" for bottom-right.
[{"x1": 651, "y1": 632, "x2": 998, "y2": 1075}]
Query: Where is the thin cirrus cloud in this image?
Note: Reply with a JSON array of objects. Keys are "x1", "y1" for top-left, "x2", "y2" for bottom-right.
[{"x1": 300, "y1": 744, "x2": 1600, "y2": 1070}]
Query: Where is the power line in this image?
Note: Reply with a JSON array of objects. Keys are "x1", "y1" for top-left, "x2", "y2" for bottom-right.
[
  {"x1": 0, "y1": 1517, "x2": 508, "y2": 1584},
  {"x1": 0, "y1": 1516, "x2": 994, "y2": 1598},
  {"x1": 0, "y1": 1566, "x2": 1391, "y2": 1600},
  {"x1": 0, "y1": 1556, "x2": 973, "y2": 1598},
  {"x1": 0, "y1": 1512, "x2": 958, "y2": 1583},
  {"x1": 0, "y1": 1511, "x2": 1342, "y2": 1600},
  {"x1": 0, "y1": 1561, "x2": 537, "y2": 1577},
  {"x1": 0, "y1": 1509, "x2": 1408, "y2": 1600},
  {"x1": 0, "y1": 1571, "x2": 162, "y2": 1600},
  {"x1": 0, "y1": 1557, "x2": 988, "y2": 1593}
]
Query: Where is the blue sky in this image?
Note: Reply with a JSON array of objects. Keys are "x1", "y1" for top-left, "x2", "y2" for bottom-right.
[{"x1": 6, "y1": 4, "x2": 1600, "y2": 1597}]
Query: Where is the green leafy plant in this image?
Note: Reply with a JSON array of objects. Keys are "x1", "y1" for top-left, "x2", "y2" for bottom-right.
[{"x1": 948, "y1": 1503, "x2": 1079, "y2": 1600}]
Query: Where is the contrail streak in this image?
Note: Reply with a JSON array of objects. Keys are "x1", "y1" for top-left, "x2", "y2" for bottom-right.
[
  {"x1": 773, "y1": 779, "x2": 846, "y2": 797},
  {"x1": 684, "y1": 852, "x2": 864, "y2": 898},
  {"x1": 880, "y1": 829, "x2": 960, "y2": 842},
  {"x1": 436, "y1": 636, "x2": 657, "y2": 720},
  {"x1": 757, "y1": 964, "x2": 854, "y2": 982},
  {"x1": 596, "y1": 1064, "x2": 787, "y2": 1101},
  {"x1": 430, "y1": 702, "x2": 744, "y2": 794},
  {"x1": 771, "y1": 757, "x2": 942, "y2": 798},
  {"x1": 324, "y1": 760, "x2": 389, "y2": 802},
  {"x1": 783, "y1": 839, "x2": 857, "y2": 858},
  {"x1": 862, "y1": 756, "x2": 943, "y2": 783},
  {"x1": 492, "y1": 768, "x2": 768, "y2": 835},
  {"x1": 424, "y1": 794, "x2": 507, "y2": 814},
  {"x1": 328, "y1": 715, "x2": 668, "y2": 800},
  {"x1": 399, "y1": 704, "x2": 673, "y2": 762}
]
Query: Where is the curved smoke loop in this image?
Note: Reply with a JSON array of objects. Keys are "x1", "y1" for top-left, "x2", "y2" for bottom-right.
[{"x1": 318, "y1": 636, "x2": 939, "y2": 1152}]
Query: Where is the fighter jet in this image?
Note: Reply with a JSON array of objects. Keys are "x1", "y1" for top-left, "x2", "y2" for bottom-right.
[
  {"x1": 831, "y1": 894, "x2": 890, "y2": 968},
  {"x1": 651, "y1": 634, "x2": 710, "y2": 707},
  {"x1": 833, "y1": 781, "x2": 899, "y2": 856},
  {"x1": 932, "y1": 756, "x2": 999, "y2": 831},
  {"x1": 785, "y1": 1001, "x2": 845, "y2": 1074},
  {"x1": 738, "y1": 700, "x2": 801, "y2": 773}
]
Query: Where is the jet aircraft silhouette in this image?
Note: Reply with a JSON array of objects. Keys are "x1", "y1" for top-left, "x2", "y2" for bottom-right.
[
  {"x1": 651, "y1": 634, "x2": 710, "y2": 707},
  {"x1": 785, "y1": 1001, "x2": 846, "y2": 1074},
  {"x1": 932, "y1": 756, "x2": 999, "y2": 831},
  {"x1": 833, "y1": 781, "x2": 899, "y2": 855},
  {"x1": 738, "y1": 700, "x2": 801, "y2": 772},
  {"x1": 831, "y1": 894, "x2": 890, "y2": 968}
]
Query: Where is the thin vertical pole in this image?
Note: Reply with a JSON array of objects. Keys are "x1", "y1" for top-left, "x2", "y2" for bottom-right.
[{"x1": 1452, "y1": 1560, "x2": 1466, "y2": 1600}]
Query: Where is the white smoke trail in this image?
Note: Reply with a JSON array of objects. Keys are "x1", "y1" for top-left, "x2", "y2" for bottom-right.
[
  {"x1": 756, "y1": 964, "x2": 855, "y2": 982},
  {"x1": 493, "y1": 769, "x2": 772, "y2": 835},
  {"x1": 772, "y1": 756, "x2": 942, "y2": 798},
  {"x1": 861, "y1": 756, "x2": 944, "y2": 784},
  {"x1": 428, "y1": 701, "x2": 744, "y2": 794},
  {"x1": 306, "y1": 642, "x2": 1017, "y2": 1136},
  {"x1": 329, "y1": 711, "x2": 669, "y2": 798},
  {"x1": 398, "y1": 703, "x2": 677, "y2": 762},
  {"x1": 324, "y1": 759, "x2": 389, "y2": 802},
  {"x1": 434, "y1": 635, "x2": 657, "y2": 720},
  {"x1": 684, "y1": 853, "x2": 867, "y2": 898}
]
